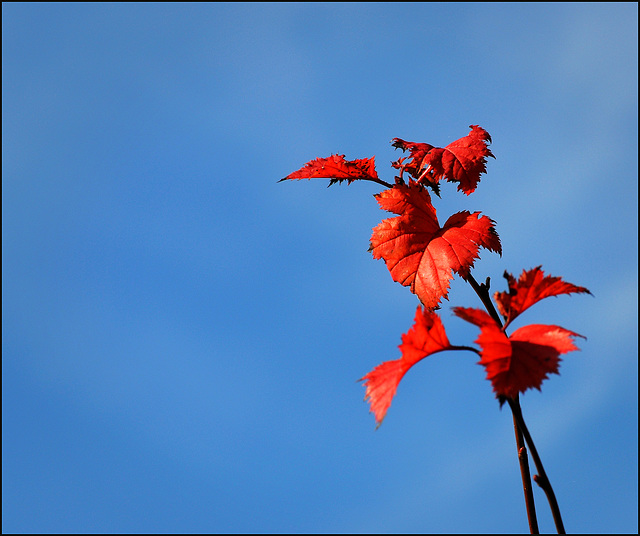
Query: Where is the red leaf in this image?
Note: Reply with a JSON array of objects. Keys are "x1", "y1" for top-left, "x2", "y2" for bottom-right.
[
  {"x1": 453, "y1": 307, "x2": 584, "y2": 398},
  {"x1": 391, "y1": 140, "x2": 434, "y2": 177},
  {"x1": 392, "y1": 125, "x2": 494, "y2": 194},
  {"x1": 452, "y1": 306, "x2": 496, "y2": 329},
  {"x1": 281, "y1": 154, "x2": 379, "y2": 186},
  {"x1": 360, "y1": 307, "x2": 452, "y2": 426},
  {"x1": 495, "y1": 266, "x2": 592, "y2": 329},
  {"x1": 369, "y1": 182, "x2": 501, "y2": 309}
]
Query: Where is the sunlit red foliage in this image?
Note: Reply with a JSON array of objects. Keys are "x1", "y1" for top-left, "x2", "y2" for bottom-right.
[
  {"x1": 361, "y1": 307, "x2": 454, "y2": 426},
  {"x1": 369, "y1": 181, "x2": 501, "y2": 309},
  {"x1": 280, "y1": 125, "x2": 590, "y2": 428},
  {"x1": 280, "y1": 154, "x2": 379, "y2": 186},
  {"x1": 495, "y1": 266, "x2": 592, "y2": 329},
  {"x1": 392, "y1": 125, "x2": 494, "y2": 194},
  {"x1": 453, "y1": 307, "x2": 584, "y2": 398}
]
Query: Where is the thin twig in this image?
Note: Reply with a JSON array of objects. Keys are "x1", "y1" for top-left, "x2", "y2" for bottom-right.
[
  {"x1": 465, "y1": 273, "x2": 503, "y2": 326},
  {"x1": 365, "y1": 177, "x2": 395, "y2": 189},
  {"x1": 511, "y1": 395, "x2": 539, "y2": 534},
  {"x1": 508, "y1": 398, "x2": 566, "y2": 534}
]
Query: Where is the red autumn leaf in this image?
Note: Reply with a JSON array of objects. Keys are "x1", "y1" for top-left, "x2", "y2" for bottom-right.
[
  {"x1": 453, "y1": 307, "x2": 584, "y2": 398},
  {"x1": 280, "y1": 154, "x2": 379, "y2": 186},
  {"x1": 392, "y1": 125, "x2": 494, "y2": 195},
  {"x1": 369, "y1": 182, "x2": 501, "y2": 309},
  {"x1": 495, "y1": 266, "x2": 592, "y2": 329},
  {"x1": 360, "y1": 307, "x2": 453, "y2": 426},
  {"x1": 390, "y1": 140, "x2": 435, "y2": 177}
]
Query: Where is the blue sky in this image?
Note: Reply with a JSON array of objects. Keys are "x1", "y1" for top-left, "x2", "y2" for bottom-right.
[{"x1": 2, "y1": 2, "x2": 637, "y2": 533}]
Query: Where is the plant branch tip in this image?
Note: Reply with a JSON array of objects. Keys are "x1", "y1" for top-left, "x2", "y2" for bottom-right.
[{"x1": 282, "y1": 124, "x2": 587, "y2": 533}]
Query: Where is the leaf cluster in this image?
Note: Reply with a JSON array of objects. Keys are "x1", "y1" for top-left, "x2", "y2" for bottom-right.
[{"x1": 281, "y1": 125, "x2": 590, "y2": 426}]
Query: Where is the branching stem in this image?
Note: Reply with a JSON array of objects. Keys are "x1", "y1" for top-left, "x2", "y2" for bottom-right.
[
  {"x1": 511, "y1": 395, "x2": 539, "y2": 534},
  {"x1": 508, "y1": 397, "x2": 566, "y2": 534},
  {"x1": 464, "y1": 273, "x2": 503, "y2": 326},
  {"x1": 464, "y1": 272, "x2": 540, "y2": 534}
]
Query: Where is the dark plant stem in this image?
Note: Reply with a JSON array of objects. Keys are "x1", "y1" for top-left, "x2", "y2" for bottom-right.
[
  {"x1": 507, "y1": 397, "x2": 566, "y2": 534},
  {"x1": 511, "y1": 395, "x2": 539, "y2": 534},
  {"x1": 366, "y1": 177, "x2": 395, "y2": 189},
  {"x1": 465, "y1": 273, "x2": 540, "y2": 534},
  {"x1": 465, "y1": 273, "x2": 503, "y2": 326},
  {"x1": 450, "y1": 345, "x2": 483, "y2": 354}
]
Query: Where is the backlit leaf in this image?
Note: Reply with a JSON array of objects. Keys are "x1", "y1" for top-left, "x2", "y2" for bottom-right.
[
  {"x1": 453, "y1": 307, "x2": 584, "y2": 398},
  {"x1": 495, "y1": 267, "x2": 591, "y2": 329},
  {"x1": 370, "y1": 182, "x2": 501, "y2": 309},
  {"x1": 281, "y1": 154, "x2": 379, "y2": 186},
  {"x1": 392, "y1": 125, "x2": 494, "y2": 194},
  {"x1": 361, "y1": 307, "x2": 453, "y2": 426}
]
